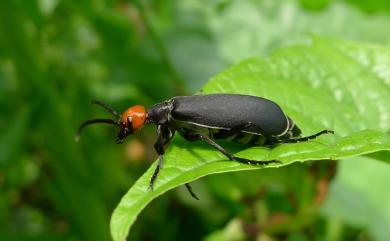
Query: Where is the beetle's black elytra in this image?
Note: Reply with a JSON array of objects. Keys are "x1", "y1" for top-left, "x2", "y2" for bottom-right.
[{"x1": 76, "y1": 94, "x2": 334, "y2": 199}]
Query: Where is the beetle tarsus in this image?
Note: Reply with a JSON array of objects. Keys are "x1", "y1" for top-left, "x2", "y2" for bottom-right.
[
  {"x1": 283, "y1": 129, "x2": 334, "y2": 143},
  {"x1": 185, "y1": 183, "x2": 199, "y2": 200},
  {"x1": 233, "y1": 157, "x2": 281, "y2": 165}
]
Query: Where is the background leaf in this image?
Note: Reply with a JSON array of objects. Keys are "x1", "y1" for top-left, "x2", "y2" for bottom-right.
[
  {"x1": 153, "y1": 0, "x2": 390, "y2": 91},
  {"x1": 321, "y1": 156, "x2": 390, "y2": 241},
  {"x1": 110, "y1": 37, "x2": 390, "y2": 241}
]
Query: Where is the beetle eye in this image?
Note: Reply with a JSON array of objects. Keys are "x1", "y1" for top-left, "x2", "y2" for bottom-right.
[
  {"x1": 127, "y1": 116, "x2": 134, "y2": 133},
  {"x1": 127, "y1": 116, "x2": 132, "y2": 127}
]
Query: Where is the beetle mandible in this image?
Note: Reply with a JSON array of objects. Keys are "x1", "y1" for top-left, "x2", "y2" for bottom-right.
[{"x1": 76, "y1": 94, "x2": 334, "y2": 198}]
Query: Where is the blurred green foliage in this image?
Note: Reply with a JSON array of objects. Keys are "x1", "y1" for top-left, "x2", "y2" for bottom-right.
[{"x1": 0, "y1": 0, "x2": 389, "y2": 241}]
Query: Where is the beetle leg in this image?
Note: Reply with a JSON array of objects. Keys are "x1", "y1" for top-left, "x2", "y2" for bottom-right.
[
  {"x1": 185, "y1": 183, "x2": 199, "y2": 200},
  {"x1": 281, "y1": 130, "x2": 334, "y2": 143},
  {"x1": 150, "y1": 154, "x2": 164, "y2": 190},
  {"x1": 213, "y1": 122, "x2": 255, "y2": 139},
  {"x1": 196, "y1": 134, "x2": 280, "y2": 165},
  {"x1": 150, "y1": 126, "x2": 200, "y2": 199},
  {"x1": 150, "y1": 124, "x2": 173, "y2": 190}
]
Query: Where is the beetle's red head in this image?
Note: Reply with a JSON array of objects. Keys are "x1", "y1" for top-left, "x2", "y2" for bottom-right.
[
  {"x1": 75, "y1": 101, "x2": 148, "y2": 144},
  {"x1": 116, "y1": 105, "x2": 147, "y2": 143}
]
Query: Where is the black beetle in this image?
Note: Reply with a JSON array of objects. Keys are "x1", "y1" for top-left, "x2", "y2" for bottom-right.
[{"x1": 76, "y1": 94, "x2": 333, "y2": 198}]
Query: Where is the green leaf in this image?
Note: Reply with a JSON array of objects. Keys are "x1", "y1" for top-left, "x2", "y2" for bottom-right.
[{"x1": 110, "y1": 37, "x2": 390, "y2": 241}]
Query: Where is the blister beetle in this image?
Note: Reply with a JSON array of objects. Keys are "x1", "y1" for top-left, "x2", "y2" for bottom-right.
[{"x1": 76, "y1": 94, "x2": 333, "y2": 199}]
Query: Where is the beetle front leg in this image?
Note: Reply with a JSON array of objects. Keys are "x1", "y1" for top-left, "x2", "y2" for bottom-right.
[
  {"x1": 149, "y1": 124, "x2": 173, "y2": 190},
  {"x1": 196, "y1": 134, "x2": 280, "y2": 165},
  {"x1": 150, "y1": 151, "x2": 164, "y2": 190}
]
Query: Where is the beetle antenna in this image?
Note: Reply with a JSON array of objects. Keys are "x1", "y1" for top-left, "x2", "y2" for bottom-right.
[
  {"x1": 91, "y1": 100, "x2": 120, "y2": 118},
  {"x1": 75, "y1": 118, "x2": 118, "y2": 141}
]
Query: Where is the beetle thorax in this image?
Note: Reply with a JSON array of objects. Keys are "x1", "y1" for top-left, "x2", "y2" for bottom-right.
[{"x1": 146, "y1": 101, "x2": 173, "y2": 125}]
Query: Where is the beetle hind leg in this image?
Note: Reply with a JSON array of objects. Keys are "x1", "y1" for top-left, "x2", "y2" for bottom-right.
[
  {"x1": 282, "y1": 129, "x2": 334, "y2": 143},
  {"x1": 233, "y1": 157, "x2": 280, "y2": 165},
  {"x1": 196, "y1": 134, "x2": 280, "y2": 166}
]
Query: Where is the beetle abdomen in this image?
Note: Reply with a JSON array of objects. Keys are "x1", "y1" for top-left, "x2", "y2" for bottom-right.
[{"x1": 171, "y1": 94, "x2": 289, "y2": 137}]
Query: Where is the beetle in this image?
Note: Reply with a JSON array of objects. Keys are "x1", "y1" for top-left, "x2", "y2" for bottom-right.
[{"x1": 76, "y1": 94, "x2": 333, "y2": 199}]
